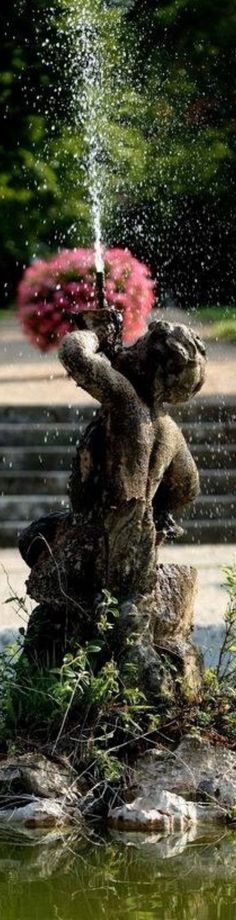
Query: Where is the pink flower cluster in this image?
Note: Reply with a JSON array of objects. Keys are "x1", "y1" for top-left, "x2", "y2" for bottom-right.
[{"x1": 17, "y1": 247, "x2": 155, "y2": 351}]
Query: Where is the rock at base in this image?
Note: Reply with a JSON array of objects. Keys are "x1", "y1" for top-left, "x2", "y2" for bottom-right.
[
  {"x1": 0, "y1": 753, "x2": 83, "y2": 834},
  {"x1": 108, "y1": 788, "x2": 223, "y2": 832},
  {"x1": 118, "y1": 564, "x2": 202, "y2": 700},
  {"x1": 134, "y1": 735, "x2": 236, "y2": 808},
  {"x1": 0, "y1": 753, "x2": 78, "y2": 803},
  {"x1": 0, "y1": 798, "x2": 78, "y2": 830},
  {"x1": 109, "y1": 734, "x2": 236, "y2": 832}
]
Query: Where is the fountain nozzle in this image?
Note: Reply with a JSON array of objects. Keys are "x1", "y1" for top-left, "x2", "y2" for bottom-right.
[{"x1": 96, "y1": 270, "x2": 105, "y2": 310}]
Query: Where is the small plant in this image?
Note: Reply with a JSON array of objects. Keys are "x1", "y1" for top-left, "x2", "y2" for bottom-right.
[
  {"x1": 96, "y1": 589, "x2": 120, "y2": 636},
  {"x1": 17, "y1": 246, "x2": 155, "y2": 350},
  {"x1": 216, "y1": 563, "x2": 236, "y2": 682},
  {"x1": 0, "y1": 638, "x2": 25, "y2": 733},
  {"x1": 185, "y1": 563, "x2": 236, "y2": 743},
  {"x1": 0, "y1": 586, "x2": 161, "y2": 778},
  {"x1": 3, "y1": 568, "x2": 236, "y2": 776}
]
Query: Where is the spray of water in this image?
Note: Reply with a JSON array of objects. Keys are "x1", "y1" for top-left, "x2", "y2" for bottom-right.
[
  {"x1": 81, "y1": 18, "x2": 105, "y2": 273},
  {"x1": 67, "y1": 4, "x2": 106, "y2": 275}
]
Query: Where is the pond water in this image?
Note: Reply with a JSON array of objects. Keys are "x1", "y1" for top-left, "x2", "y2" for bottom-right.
[{"x1": 1, "y1": 829, "x2": 236, "y2": 920}]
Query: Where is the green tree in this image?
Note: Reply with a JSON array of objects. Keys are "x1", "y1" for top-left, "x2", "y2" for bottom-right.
[
  {"x1": 1, "y1": 2, "x2": 56, "y2": 299},
  {"x1": 0, "y1": 0, "x2": 92, "y2": 302},
  {"x1": 116, "y1": 0, "x2": 236, "y2": 304},
  {"x1": 1, "y1": 0, "x2": 235, "y2": 306},
  {"x1": 0, "y1": 0, "x2": 128, "y2": 302}
]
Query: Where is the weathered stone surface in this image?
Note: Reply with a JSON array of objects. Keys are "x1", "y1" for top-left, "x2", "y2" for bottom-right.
[
  {"x1": 20, "y1": 314, "x2": 206, "y2": 674},
  {"x1": 0, "y1": 798, "x2": 78, "y2": 830},
  {"x1": 133, "y1": 734, "x2": 236, "y2": 811},
  {"x1": 0, "y1": 754, "x2": 78, "y2": 803},
  {"x1": 117, "y1": 566, "x2": 201, "y2": 699},
  {"x1": 117, "y1": 593, "x2": 172, "y2": 698},
  {"x1": 0, "y1": 754, "x2": 84, "y2": 832},
  {"x1": 162, "y1": 638, "x2": 202, "y2": 696},
  {"x1": 108, "y1": 788, "x2": 223, "y2": 832},
  {"x1": 15, "y1": 314, "x2": 207, "y2": 786},
  {"x1": 24, "y1": 564, "x2": 202, "y2": 701},
  {"x1": 153, "y1": 565, "x2": 202, "y2": 695},
  {"x1": 197, "y1": 776, "x2": 236, "y2": 808},
  {"x1": 154, "y1": 564, "x2": 198, "y2": 641},
  {"x1": 109, "y1": 735, "x2": 236, "y2": 833}
]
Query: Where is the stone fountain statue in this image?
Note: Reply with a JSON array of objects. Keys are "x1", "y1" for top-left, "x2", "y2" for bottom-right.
[
  {"x1": 4, "y1": 308, "x2": 236, "y2": 838},
  {"x1": 19, "y1": 308, "x2": 206, "y2": 699}
]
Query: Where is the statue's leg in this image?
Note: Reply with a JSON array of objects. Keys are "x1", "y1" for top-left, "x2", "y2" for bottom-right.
[
  {"x1": 153, "y1": 447, "x2": 199, "y2": 539},
  {"x1": 104, "y1": 499, "x2": 157, "y2": 596}
]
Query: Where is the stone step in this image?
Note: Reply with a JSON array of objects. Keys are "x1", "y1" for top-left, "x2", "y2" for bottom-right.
[
  {"x1": 1, "y1": 468, "x2": 236, "y2": 497},
  {"x1": 200, "y1": 469, "x2": 236, "y2": 495},
  {"x1": 0, "y1": 517, "x2": 234, "y2": 548},
  {"x1": 181, "y1": 422, "x2": 236, "y2": 445},
  {"x1": 0, "y1": 447, "x2": 74, "y2": 471},
  {"x1": 191, "y1": 444, "x2": 236, "y2": 469},
  {"x1": 0, "y1": 424, "x2": 81, "y2": 448},
  {"x1": 0, "y1": 471, "x2": 68, "y2": 496},
  {"x1": 187, "y1": 494, "x2": 236, "y2": 521},
  {"x1": 180, "y1": 519, "x2": 236, "y2": 543},
  {"x1": 0, "y1": 420, "x2": 235, "y2": 447},
  {"x1": 0, "y1": 405, "x2": 96, "y2": 425},
  {"x1": 1, "y1": 492, "x2": 235, "y2": 523},
  {"x1": 0, "y1": 396, "x2": 234, "y2": 425},
  {"x1": 171, "y1": 397, "x2": 236, "y2": 424},
  {"x1": 0, "y1": 494, "x2": 69, "y2": 522},
  {"x1": 1, "y1": 442, "x2": 236, "y2": 472},
  {"x1": 0, "y1": 400, "x2": 235, "y2": 546},
  {"x1": 0, "y1": 522, "x2": 25, "y2": 547}
]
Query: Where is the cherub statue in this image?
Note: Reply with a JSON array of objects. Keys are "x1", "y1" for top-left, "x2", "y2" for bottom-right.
[{"x1": 19, "y1": 308, "x2": 206, "y2": 609}]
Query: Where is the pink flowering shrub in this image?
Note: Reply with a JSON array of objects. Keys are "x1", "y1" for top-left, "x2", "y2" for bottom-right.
[{"x1": 17, "y1": 247, "x2": 155, "y2": 351}]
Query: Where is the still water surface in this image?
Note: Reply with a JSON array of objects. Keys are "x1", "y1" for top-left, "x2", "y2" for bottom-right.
[{"x1": 0, "y1": 829, "x2": 236, "y2": 920}]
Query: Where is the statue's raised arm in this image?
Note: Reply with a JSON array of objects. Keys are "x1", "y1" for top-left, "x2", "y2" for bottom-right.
[{"x1": 59, "y1": 309, "x2": 155, "y2": 507}]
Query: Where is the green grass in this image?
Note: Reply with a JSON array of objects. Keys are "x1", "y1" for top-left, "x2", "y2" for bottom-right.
[
  {"x1": 192, "y1": 306, "x2": 236, "y2": 342},
  {"x1": 0, "y1": 304, "x2": 16, "y2": 322},
  {"x1": 193, "y1": 306, "x2": 236, "y2": 323},
  {"x1": 1, "y1": 303, "x2": 236, "y2": 342},
  {"x1": 211, "y1": 319, "x2": 236, "y2": 342}
]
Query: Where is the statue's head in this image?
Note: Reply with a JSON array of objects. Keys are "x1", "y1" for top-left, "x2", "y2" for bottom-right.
[{"x1": 146, "y1": 320, "x2": 206, "y2": 404}]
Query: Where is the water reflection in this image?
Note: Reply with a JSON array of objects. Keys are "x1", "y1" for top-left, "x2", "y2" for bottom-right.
[{"x1": 0, "y1": 829, "x2": 236, "y2": 919}]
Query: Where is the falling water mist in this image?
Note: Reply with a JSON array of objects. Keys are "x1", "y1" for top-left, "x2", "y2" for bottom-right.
[{"x1": 67, "y1": 4, "x2": 106, "y2": 280}]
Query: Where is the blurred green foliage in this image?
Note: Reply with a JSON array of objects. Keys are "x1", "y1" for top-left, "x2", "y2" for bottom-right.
[
  {"x1": 116, "y1": 0, "x2": 236, "y2": 304},
  {"x1": 0, "y1": 0, "x2": 92, "y2": 301},
  {"x1": 1, "y1": 0, "x2": 235, "y2": 305}
]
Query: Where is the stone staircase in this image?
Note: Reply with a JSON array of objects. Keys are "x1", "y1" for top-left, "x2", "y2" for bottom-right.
[{"x1": 0, "y1": 397, "x2": 235, "y2": 546}]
